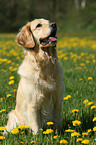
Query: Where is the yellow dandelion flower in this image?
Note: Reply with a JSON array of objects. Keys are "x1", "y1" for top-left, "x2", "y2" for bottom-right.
[
  {"x1": 7, "y1": 60, "x2": 11, "y2": 64},
  {"x1": 31, "y1": 141, "x2": 35, "y2": 144},
  {"x1": 88, "y1": 77, "x2": 92, "y2": 80},
  {"x1": 71, "y1": 132, "x2": 80, "y2": 137},
  {"x1": 72, "y1": 109, "x2": 79, "y2": 113},
  {"x1": 25, "y1": 125, "x2": 30, "y2": 129},
  {"x1": 39, "y1": 128, "x2": 43, "y2": 131},
  {"x1": 60, "y1": 139, "x2": 68, "y2": 144},
  {"x1": 93, "y1": 126, "x2": 96, "y2": 131},
  {"x1": 43, "y1": 131, "x2": 47, "y2": 134},
  {"x1": 9, "y1": 76, "x2": 14, "y2": 80},
  {"x1": 12, "y1": 68, "x2": 17, "y2": 71},
  {"x1": 0, "y1": 98, "x2": 3, "y2": 102},
  {"x1": 91, "y1": 105, "x2": 96, "y2": 110},
  {"x1": 63, "y1": 97, "x2": 68, "y2": 100},
  {"x1": 7, "y1": 94, "x2": 11, "y2": 97},
  {"x1": 72, "y1": 120, "x2": 81, "y2": 126},
  {"x1": 87, "y1": 129, "x2": 92, "y2": 133},
  {"x1": 9, "y1": 80, "x2": 14, "y2": 85},
  {"x1": 0, "y1": 109, "x2": 6, "y2": 113},
  {"x1": 18, "y1": 124, "x2": 25, "y2": 130},
  {"x1": 89, "y1": 82, "x2": 92, "y2": 84},
  {"x1": 65, "y1": 129, "x2": 74, "y2": 132},
  {"x1": 80, "y1": 63, "x2": 85, "y2": 66},
  {"x1": 76, "y1": 138, "x2": 83, "y2": 142},
  {"x1": 13, "y1": 89, "x2": 17, "y2": 92},
  {"x1": 46, "y1": 129, "x2": 53, "y2": 134},
  {"x1": 0, "y1": 126, "x2": 6, "y2": 131},
  {"x1": 82, "y1": 132, "x2": 88, "y2": 136},
  {"x1": 20, "y1": 141, "x2": 23, "y2": 144},
  {"x1": 95, "y1": 138, "x2": 96, "y2": 141},
  {"x1": 93, "y1": 117, "x2": 96, "y2": 122},
  {"x1": 81, "y1": 140, "x2": 90, "y2": 144},
  {"x1": 79, "y1": 78, "x2": 83, "y2": 81},
  {"x1": 83, "y1": 99, "x2": 89, "y2": 106},
  {"x1": 21, "y1": 131, "x2": 24, "y2": 134},
  {"x1": 12, "y1": 128, "x2": 19, "y2": 134},
  {"x1": 47, "y1": 122, "x2": 54, "y2": 125},
  {"x1": 53, "y1": 135, "x2": 57, "y2": 139},
  {"x1": 88, "y1": 102, "x2": 93, "y2": 106},
  {"x1": 0, "y1": 136, "x2": 5, "y2": 140},
  {"x1": 66, "y1": 95, "x2": 71, "y2": 98}
]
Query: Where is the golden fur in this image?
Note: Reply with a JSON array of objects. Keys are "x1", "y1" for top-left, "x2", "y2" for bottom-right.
[{"x1": 6, "y1": 19, "x2": 64, "y2": 134}]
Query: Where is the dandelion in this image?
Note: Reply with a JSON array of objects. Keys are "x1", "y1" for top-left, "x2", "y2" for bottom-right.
[
  {"x1": 64, "y1": 97, "x2": 68, "y2": 100},
  {"x1": 13, "y1": 89, "x2": 17, "y2": 92},
  {"x1": 8, "y1": 80, "x2": 14, "y2": 85},
  {"x1": 79, "y1": 78, "x2": 83, "y2": 81},
  {"x1": 81, "y1": 140, "x2": 90, "y2": 144},
  {"x1": 9, "y1": 76, "x2": 14, "y2": 79},
  {"x1": 0, "y1": 98, "x2": 3, "y2": 102},
  {"x1": 72, "y1": 120, "x2": 81, "y2": 126},
  {"x1": 12, "y1": 128, "x2": 19, "y2": 134},
  {"x1": 71, "y1": 132, "x2": 80, "y2": 137},
  {"x1": 83, "y1": 99, "x2": 89, "y2": 106},
  {"x1": 93, "y1": 126, "x2": 96, "y2": 131},
  {"x1": 88, "y1": 102, "x2": 93, "y2": 106},
  {"x1": 72, "y1": 109, "x2": 79, "y2": 113},
  {"x1": 76, "y1": 138, "x2": 83, "y2": 142},
  {"x1": 65, "y1": 129, "x2": 74, "y2": 132},
  {"x1": 21, "y1": 131, "x2": 24, "y2": 134},
  {"x1": 66, "y1": 95, "x2": 71, "y2": 98},
  {"x1": 7, "y1": 60, "x2": 11, "y2": 64},
  {"x1": 80, "y1": 63, "x2": 85, "y2": 66},
  {"x1": 31, "y1": 141, "x2": 35, "y2": 144},
  {"x1": 93, "y1": 117, "x2": 96, "y2": 122},
  {"x1": 53, "y1": 135, "x2": 57, "y2": 139},
  {"x1": 60, "y1": 139, "x2": 68, "y2": 144},
  {"x1": 39, "y1": 128, "x2": 43, "y2": 131},
  {"x1": 89, "y1": 82, "x2": 92, "y2": 84},
  {"x1": 64, "y1": 95, "x2": 71, "y2": 100},
  {"x1": 82, "y1": 132, "x2": 88, "y2": 136},
  {"x1": 91, "y1": 105, "x2": 96, "y2": 110},
  {"x1": 46, "y1": 129, "x2": 53, "y2": 134},
  {"x1": 88, "y1": 77, "x2": 92, "y2": 80},
  {"x1": 25, "y1": 125, "x2": 30, "y2": 129},
  {"x1": 43, "y1": 131, "x2": 47, "y2": 134},
  {"x1": 0, "y1": 136, "x2": 5, "y2": 140},
  {"x1": 47, "y1": 122, "x2": 54, "y2": 125},
  {"x1": 18, "y1": 124, "x2": 25, "y2": 130},
  {"x1": 87, "y1": 129, "x2": 92, "y2": 133},
  {"x1": 7, "y1": 94, "x2": 11, "y2": 97},
  {"x1": 0, "y1": 109, "x2": 6, "y2": 113},
  {"x1": 0, "y1": 126, "x2": 6, "y2": 131},
  {"x1": 20, "y1": 141, "x2": 23, "y2": 144}
]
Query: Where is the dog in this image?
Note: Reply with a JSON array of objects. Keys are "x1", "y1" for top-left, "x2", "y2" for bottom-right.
[{"x1": 6, "y1": 18, "x2": 64, "y2": 134}]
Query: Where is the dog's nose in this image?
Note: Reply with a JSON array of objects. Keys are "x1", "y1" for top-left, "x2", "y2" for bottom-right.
[{"x1": 50, "y1": 22, "x2": 57, "y2": 29}]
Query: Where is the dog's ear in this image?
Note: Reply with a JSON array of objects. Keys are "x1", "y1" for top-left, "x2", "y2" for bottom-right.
[{"x1": 16, "y1": 22, "x2": 35, "y2": 48}]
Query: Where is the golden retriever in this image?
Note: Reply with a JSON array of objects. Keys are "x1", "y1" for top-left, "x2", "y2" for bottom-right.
[{"x1": 6, "y1": 18, "x2": 64, "y2": 134}]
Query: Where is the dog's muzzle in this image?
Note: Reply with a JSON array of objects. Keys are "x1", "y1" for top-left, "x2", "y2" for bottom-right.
[{"x1": 40, "y1": 22, "x2": 57, "y2": 47}]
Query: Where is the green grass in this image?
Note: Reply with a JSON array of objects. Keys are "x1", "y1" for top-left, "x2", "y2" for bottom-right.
[{"x1": 0, "y1": 34, "x2": 96, "y2": 144}]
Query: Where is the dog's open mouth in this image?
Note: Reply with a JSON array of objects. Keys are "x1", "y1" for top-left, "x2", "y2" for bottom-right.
[{"x1": 40, "y1": 31, "x2": 57, "y2": 47}]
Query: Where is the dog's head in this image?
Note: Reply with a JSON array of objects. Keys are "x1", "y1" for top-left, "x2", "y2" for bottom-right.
[{"x1": 16, "y1": 19, "x2": 57, "y2": 50}]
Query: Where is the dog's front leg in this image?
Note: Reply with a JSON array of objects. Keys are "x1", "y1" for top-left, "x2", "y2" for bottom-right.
[{"x1": 28, "y1": 103, "x2": 40, "y2": 134}]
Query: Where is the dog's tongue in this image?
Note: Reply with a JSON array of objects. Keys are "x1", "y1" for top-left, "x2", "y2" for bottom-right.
[{"x1": 49, "y1": 37, "x2": 57, "y2": 42}]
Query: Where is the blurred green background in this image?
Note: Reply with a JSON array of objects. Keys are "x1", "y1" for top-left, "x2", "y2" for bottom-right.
[{"x1": 0, "y1": 0, "x2": 96, "y2": 34}]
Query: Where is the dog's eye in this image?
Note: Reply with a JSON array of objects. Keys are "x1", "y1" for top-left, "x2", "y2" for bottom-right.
[{"x1": 36, "y1": 24, "x2": 42, "y2": 28}]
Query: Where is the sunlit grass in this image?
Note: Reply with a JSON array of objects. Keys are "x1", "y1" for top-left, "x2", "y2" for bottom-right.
[{"x1": 0, "y1": 33, "x2": 96, "y2": 144}]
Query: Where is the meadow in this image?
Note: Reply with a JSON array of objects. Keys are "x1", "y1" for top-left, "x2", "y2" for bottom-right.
[{"x1": 0, "y1": 33, "x2": 96, "y2": 145}]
